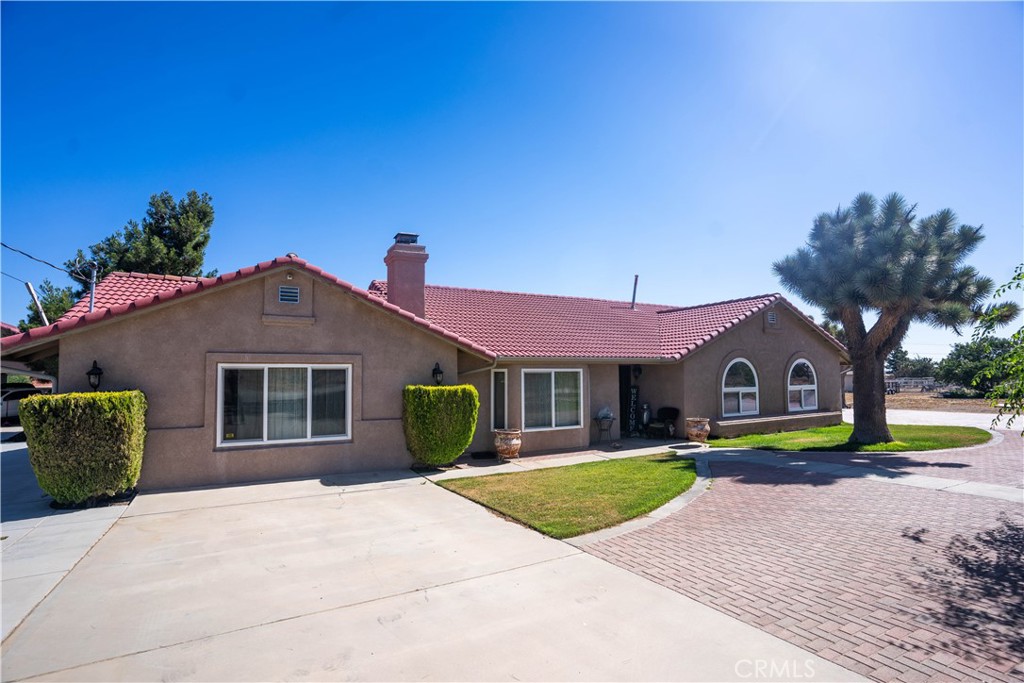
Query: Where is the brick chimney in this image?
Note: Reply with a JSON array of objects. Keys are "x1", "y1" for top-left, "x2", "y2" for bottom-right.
[{"x1": 385, "y1": 233, "x2": 428, "y2": 318}]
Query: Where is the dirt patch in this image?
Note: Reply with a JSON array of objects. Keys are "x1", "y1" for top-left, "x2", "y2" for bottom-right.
[{"x1": 845, "y1": 391, "x2": 999, "y2": 413}]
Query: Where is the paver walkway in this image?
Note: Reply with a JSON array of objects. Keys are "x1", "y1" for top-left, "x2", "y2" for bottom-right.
[{"x1": 585, "y1": 430, "x2": 1024, "y2": 683}]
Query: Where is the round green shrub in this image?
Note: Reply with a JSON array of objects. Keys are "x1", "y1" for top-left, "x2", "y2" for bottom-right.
[
  {"x1": 19, "y1": 391, "x2": 148, "y2": 505},
  {"x1": 402, "y1": 385, "x2": 479, "y2": 466}
]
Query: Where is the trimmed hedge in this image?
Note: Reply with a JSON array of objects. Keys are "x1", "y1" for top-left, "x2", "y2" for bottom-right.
[
  {"x1": 20, "y1": 391, "x2": 148, "y2": 505},
  {"x1": 402, "y1": 384, "x2": 479, "y2": 466}
]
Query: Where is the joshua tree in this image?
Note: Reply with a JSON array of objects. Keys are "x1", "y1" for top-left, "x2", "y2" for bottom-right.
[{"x1": 774, "y1": 192, "x2": 1017, "y2": 444}]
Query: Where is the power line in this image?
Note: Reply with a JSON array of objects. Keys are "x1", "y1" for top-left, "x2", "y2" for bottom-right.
[
  {"x1": 1, "y1": 271, "x2": 27, "y2": 284},
  {"x1": 1, "y1": 242, "x2": 71, "y2": 276},
  {"x1": 1, "y1": 242, "x2": 88, "y2": 282}
]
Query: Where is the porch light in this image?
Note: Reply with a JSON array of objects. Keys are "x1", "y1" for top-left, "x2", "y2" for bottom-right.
[
  {"x1": 86, "y1": 360, "x2": 103, "y2": 391},
  {"x1": 632, "y1": 365, "x2": 643, "y2": 382},
  {"x1": 432, "y1": 362, "x2": 444, "y2": 385}
]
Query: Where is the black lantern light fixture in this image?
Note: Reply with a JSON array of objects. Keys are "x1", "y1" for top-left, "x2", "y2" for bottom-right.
[
  {"x1": 86, "y1": 360, "x2": 104, "y2": 391},
  {"x1": 632, "y1": 365, "x2": 643, "y2": 382},
  {"x1": 432, "y1": 362, "x2": 444, "y2": 385}
]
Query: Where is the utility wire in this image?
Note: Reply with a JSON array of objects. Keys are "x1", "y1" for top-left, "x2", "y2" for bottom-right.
[
  {"x1": 1, "y1": 242, "x2": 89, "y2": 282},
  {"x1": 1, "y1": 271, "x2": 27, "y2": 284}
]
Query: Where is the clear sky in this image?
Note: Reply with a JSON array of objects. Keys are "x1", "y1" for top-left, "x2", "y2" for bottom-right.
[{"x1": 2, "y1": 1, "x2": 1021, "y2": 360}]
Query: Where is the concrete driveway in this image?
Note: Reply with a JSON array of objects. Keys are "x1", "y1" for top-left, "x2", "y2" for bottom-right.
[
  {"x1": 1, "y1": 452, "x2": 859, "y2": 682},
  {"x1": 1, "y1": 440, "x2": 129, "y2": 642},
  {"x1": 842, "y1": 407, "x2": 1009, "y2": 430}
]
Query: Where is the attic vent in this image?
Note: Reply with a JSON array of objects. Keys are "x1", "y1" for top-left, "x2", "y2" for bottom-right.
[
  {"x1": 279, "y1": 285, "x2": 300, "y2": 304},
  {"x1": 766, "y1": 311, "x2": 779, "y2": 326}
]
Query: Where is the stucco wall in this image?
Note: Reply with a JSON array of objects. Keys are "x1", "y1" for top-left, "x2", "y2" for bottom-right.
[
  {"x1": 588, "y1": 364, "x2": 620, "y2": 442},
  {"x1": 632, "y1": 364, "x2": 685, "y2": 427},
  {"x1": 461, "y1": 362, "x2": 604, "y2": 454},
  {"x1": 461, "y1": 368, "x2": 494, "y2": 454},
  {"x1": 680, "y1": 306, "x2": 844, "y2": 435},
  {"x1": 59, "y1": 268, "x2": 460, "y2": 489}
]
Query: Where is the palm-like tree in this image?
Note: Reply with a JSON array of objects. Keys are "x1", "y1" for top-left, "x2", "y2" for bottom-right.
[{"x1": 774, "y1": 192, "x2": 1018, "y2": 444}]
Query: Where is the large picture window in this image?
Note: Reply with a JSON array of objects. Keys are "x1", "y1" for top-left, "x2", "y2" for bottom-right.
[
  {"x1": 788, "y1": 359, "x2": 818, "y2": 412},
  {"x1": 218, "y1": 364, "x2": 350, "y2": 446},
  {"x1": 722, "y1": 359, "x2": 759, "y2": 417},
  {"x1": 522, "y1": 369, "x2": 582, "y2": 431},
  {"x1": 491, "y1": 369, "x2": 507, "y2": 430}
]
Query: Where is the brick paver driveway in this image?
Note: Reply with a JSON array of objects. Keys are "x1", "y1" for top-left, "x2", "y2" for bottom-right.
[{"x1": 586, "y1": 431, "x2": 1024, "y2": 682}]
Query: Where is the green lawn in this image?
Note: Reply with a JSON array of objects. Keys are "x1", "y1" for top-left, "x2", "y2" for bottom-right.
[
  {"x1": 707, "y1": 423, "x2": 991, "y2": 452},
  {"x1": 438, "y1": 454, "x2": 697, "y2": 539}
]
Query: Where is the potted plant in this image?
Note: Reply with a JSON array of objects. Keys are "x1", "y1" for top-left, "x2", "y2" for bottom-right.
[
  {"x1": 685, "y1": 417, "x2": 711, "y2": 443},
  {"x1": 493, "y1": 428, "x2": 522, "y2": 459}
]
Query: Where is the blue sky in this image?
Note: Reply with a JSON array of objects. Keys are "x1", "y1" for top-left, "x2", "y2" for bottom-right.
[{"x1": 2, "y1": 1, "x2": 1021, "y2": 360}]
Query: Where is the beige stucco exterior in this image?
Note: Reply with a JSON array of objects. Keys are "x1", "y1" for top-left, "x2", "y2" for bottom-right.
[
  {"x1": 7, "y1": 258, "x2": 846, "y2": 487},
  {"x1": 462, "y1": 304, "x2": 843, "y2": 455},
  {"x1": 680, "y1": 305, "x2": 844, "y2": 436},
  {"x1": 56, "y1": 268, "x2": 461, "y2": 489},
  {"x1": 462, "y1": 361, "x2": 623, "y2": 455}
]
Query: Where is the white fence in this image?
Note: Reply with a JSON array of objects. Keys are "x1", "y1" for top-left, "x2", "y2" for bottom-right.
[{"x1": 885, "y1": 377, "x2": 937, "y2": 394}]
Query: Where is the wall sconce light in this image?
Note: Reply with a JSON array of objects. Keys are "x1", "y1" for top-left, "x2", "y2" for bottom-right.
[
  {"x1": 432, "y1": 362, "x2": 444, "y2": 385},
  {"x1": 86, "y1": 360, "x2": 104, "y2": 391},
  {"x1": 632, "y1": 365, "x2": 643, "y2": 382}
]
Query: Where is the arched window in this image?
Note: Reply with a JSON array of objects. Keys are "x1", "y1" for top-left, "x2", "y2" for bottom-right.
[
  {"x1": 722, "y1": 359, "x2": 758, "y2": 417},
  {"x1": 788, "y1": 359, "x2": 818, "y2": 412}
]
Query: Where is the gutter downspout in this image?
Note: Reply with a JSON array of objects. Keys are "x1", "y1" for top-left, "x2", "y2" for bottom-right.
[{"x1": 458, "y1": 357, "x2": 499, "y2": 377}]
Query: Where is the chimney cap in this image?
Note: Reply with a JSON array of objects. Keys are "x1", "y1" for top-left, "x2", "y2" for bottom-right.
[{"x1": 394, "y1": 232, "x2": 419, "y2": 245}]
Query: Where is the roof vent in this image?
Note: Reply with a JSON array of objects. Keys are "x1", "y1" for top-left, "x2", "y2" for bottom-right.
[
  {"x1": 766, "y1": 310, "x2": 779, "y2": 327},
  {"x1": 394, "y1": 233, "x2": 419, "y2": 245},
  {"x1": 279, "y1": 285, "x2": 300, "y2": 304}
]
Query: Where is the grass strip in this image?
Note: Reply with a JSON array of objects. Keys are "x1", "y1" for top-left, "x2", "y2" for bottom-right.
[{"x1": 439, "y1": 453, "x2": 696, "y2": 539}]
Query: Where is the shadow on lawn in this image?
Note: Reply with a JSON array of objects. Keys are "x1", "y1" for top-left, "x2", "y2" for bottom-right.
[{"x1": 909, "y1": 515, "x2": 1024, "y2": 664}]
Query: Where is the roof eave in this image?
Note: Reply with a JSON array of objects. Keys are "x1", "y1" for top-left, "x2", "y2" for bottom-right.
[
  {"x1": 492, "y1": 355, "x2": 682, "y2": 364},
  {"x1": 1, "y1": 257, "x2": 497, "y2": 363}
]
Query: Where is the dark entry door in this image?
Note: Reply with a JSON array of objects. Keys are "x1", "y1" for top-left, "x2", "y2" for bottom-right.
[{"x1": 619, "y1": 365, "x2": 636, "y2": 436}]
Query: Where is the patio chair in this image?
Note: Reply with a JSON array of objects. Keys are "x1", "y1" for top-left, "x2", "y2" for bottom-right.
[{"x1": 645, "y1": 407, "x2": 680, "y2": 440}]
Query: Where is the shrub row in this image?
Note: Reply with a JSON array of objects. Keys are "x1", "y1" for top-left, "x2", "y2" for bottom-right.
[
  {"x1": 402, "y1": 385, "x2": 479, "y2": 466},
  {"x1": 20, "y1": 391, "x2": 147, "y2": 505}
]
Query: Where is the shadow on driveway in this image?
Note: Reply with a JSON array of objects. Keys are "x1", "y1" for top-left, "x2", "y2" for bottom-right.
[
  {"x1": 701, "y1": 449, "x2": 975, "y2": 488},
  {"x1": 912, "y1": 514, "x2": 1024, "y2": 663},
  {"x1": 1, "y1": 444, "x2": 53, "y2": 524}
]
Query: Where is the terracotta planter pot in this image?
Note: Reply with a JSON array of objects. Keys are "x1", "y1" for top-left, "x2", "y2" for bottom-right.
[
  {"x1": 494, "y1": 429, "x2": 522, "y2": 459},
  {"x1": 685, "y1": 417, "x2": 711, "y2": 443}
]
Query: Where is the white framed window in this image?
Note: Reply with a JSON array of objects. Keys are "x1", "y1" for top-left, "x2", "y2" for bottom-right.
[
  {"x1": 491, "y1": 369, "x2": 507, "y2": 430},
  {"x1": 522, "y1": 369, "x2": 583, "y2": 431},
  {"x1": 722, "y1": 358, "x2": 759, "y2": 417},
  {"x1": 217, "y1": 363, "x2": 351, "y2": 447},
  {"x1": 788, "y1": 359, "x2": 818, "y2": 412}
]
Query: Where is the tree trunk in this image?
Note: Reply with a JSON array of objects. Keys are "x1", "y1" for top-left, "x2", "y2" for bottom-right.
[{"x1": 850, "y1": 351, "x2": 894, "y2": 444}]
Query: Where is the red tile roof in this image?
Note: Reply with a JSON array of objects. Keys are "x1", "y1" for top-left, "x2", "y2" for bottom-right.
[
  {"x1": 1, "y1": 257, "x2": 844, "y2": 363},
  {"x1": 1, "y1": 321, "x2": 19, "y2": 335},
  {"x1": 58, "y1": 273, "x2": 203, "y2": 321},
  {"x1": 1, "y1": 258, "x2": 496, "y2": 360},
  {"x1": 367, "y1": 281, "x2": 844, "y2": 360}
]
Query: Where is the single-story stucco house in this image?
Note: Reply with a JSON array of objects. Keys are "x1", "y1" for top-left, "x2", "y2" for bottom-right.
[{"x1": 1, "y1": 234, "x2": 848, "y2": 490}]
